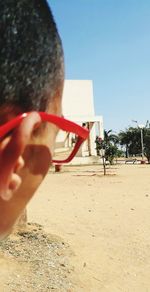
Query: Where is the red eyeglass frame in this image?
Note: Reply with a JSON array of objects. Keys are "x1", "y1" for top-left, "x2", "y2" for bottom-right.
[{"x1": 0, "y1": 112, "x2": 89, "y2": 164}]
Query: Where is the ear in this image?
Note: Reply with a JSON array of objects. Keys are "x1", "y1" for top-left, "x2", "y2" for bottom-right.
[{"x1": 0, "y1": 112, "x2": 41, "y2": 201}]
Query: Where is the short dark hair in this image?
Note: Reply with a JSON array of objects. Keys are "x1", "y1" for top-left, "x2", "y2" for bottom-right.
[{"x1": 0, "y1": 0, "x2": 64, "y2": 111}]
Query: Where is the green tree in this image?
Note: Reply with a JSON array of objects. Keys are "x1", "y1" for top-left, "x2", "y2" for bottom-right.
[
  {"x1": 118, "y1": 124, "x2": 150, "y2": 163},
  {"x1": 96, "y1": 130, "x2": 119, "y2": 164},
  {"x1": 143, "y1": 128, "x2": 150, "y2": 163},
  {"x1": 119, "y1": 128, "x2": 141, "y2": 157}
]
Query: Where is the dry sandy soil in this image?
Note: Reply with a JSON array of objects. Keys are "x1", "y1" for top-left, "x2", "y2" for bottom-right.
[{"x1": 1, "y1": 164, "x2": 150, "y2": 291}]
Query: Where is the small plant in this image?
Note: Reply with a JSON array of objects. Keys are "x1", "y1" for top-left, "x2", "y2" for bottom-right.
[{"x1": 95, "y1": 130, "x2": 119, "y2": 165}]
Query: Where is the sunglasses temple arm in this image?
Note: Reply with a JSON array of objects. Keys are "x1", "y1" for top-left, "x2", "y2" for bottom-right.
[
  {"x1": 0, "y1": 115, "x2": 26, "y2": 138},
  {"x1": 52, "y1": 137, "x2": 85, "y2": 164}
]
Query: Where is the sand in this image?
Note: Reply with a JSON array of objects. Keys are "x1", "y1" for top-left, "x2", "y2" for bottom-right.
[
  {"x1": 0, "y1": 223, "x2": 74, "y2": 291},
  {"x1": 27, "y1": 164, "x2": 150, "y2": 292}
]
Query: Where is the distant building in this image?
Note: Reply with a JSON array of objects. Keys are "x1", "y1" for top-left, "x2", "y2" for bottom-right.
[{"x1": 55, "y1": 80, "x2": 103, "y2": 163}]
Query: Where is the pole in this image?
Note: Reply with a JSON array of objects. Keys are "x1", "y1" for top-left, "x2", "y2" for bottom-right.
[
  {"x1": 102, "y1": 155, "x2": 106, "y2": 175},
  {"x1": 132, "y1": 120, "x2": 144, "y2": 160},
  {"x1": 140, "y1": 128, "x2": 144, "y2": 160},
  {"x1": 99, "y1": 148, "x2": 106, "y2": 175}
]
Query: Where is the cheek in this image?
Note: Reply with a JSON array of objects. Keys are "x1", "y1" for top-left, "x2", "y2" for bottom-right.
[
  {"x1": 23, "y1": 144, "x2": 52, "y2": 176},
  {"x1": 45, "y1": 124, "x2": 59, "y2": 157},
  {"x1": 0, "y1": 144, "x2": 52, "y2": 238}
]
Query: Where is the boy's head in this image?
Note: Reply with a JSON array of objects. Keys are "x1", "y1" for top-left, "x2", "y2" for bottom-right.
[{"x1": 0, "y1": 0, "x2": 64, "y2": 238}]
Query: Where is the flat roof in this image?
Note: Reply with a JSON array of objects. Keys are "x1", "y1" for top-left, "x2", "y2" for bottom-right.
[{"x1": 65, "y1": 115, "x2": 103, "y2": 123}]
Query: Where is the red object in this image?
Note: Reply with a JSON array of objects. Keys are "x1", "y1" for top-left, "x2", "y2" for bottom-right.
[{"x1": 0, "y1": 112, "x2": 90, "y2": 164}]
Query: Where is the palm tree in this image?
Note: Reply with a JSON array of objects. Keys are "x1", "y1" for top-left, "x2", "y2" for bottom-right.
[
  {"x1": 97, "y1": 130, "x2": 119, "y2": 164},
  {"x1": 104, "y1": 130, "x2": 119, "y2": 145},
  {"x1": 119, "y1": 128, "x2": 143, "y2": 158},
  {"x1": 119, "y1": 129, "x2": 136, "y2": 158}
]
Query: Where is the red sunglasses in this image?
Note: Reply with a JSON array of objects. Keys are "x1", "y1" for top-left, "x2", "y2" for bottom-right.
[{"x1": 0, "y1": 112, "x2": 89, "y2": 164}]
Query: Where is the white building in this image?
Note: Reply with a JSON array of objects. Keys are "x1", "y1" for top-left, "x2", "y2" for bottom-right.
[{"x1": 55, "y1": 80, "x2": 103, "y2": 163}]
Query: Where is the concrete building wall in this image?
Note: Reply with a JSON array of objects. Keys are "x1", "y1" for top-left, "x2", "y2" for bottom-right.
[
  {"x1": 62, "y1": 80, "x2": 95, "y2": 117},
  {"x1": 55, "y1": 80, "x2": 103, "y2": 161}
]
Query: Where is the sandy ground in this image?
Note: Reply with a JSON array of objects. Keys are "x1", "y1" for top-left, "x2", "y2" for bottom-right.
[
  {"x1": 27, "y1": 164, "x2": 150, "y2": 292},
  {"x1": 0, "y1": 223, "x2": 75, "y2": 291}
]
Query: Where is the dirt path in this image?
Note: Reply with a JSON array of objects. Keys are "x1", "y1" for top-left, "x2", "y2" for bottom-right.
[
  {"x1": 27, "y1": 164, "x2": 150, "y2": 291},
  {"x1": 1, "y1": 164, "x2": 150, "y2": 291},
  {"x1": 0, "y1": 223, "x2": 75, "y2": 291}
]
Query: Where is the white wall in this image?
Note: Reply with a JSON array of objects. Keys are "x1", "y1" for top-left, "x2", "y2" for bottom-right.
[
  {"x1": 56, "y1": 80, "x2": 104, "y2": 158},
  {"x1": 62, "y1": 80, "x2": 95, "y2": 117}
]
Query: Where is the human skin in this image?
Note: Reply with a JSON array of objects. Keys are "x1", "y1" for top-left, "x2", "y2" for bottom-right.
[{"x1": 0, "y1": 87, "x2": 63, "y2": 239}]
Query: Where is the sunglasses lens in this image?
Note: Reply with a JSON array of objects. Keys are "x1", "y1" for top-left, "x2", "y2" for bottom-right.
[
  {"x1": 53, "y1": 130, "x2": 78, "y2": 162},
  {"x1": 53, "y1": 129, "x2": 89, "y2": 163}
]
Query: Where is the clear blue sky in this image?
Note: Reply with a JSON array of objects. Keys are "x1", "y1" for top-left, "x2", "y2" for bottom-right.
[{"x1": 49, "y1": 0, "x2": 150, "y2": 133}]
